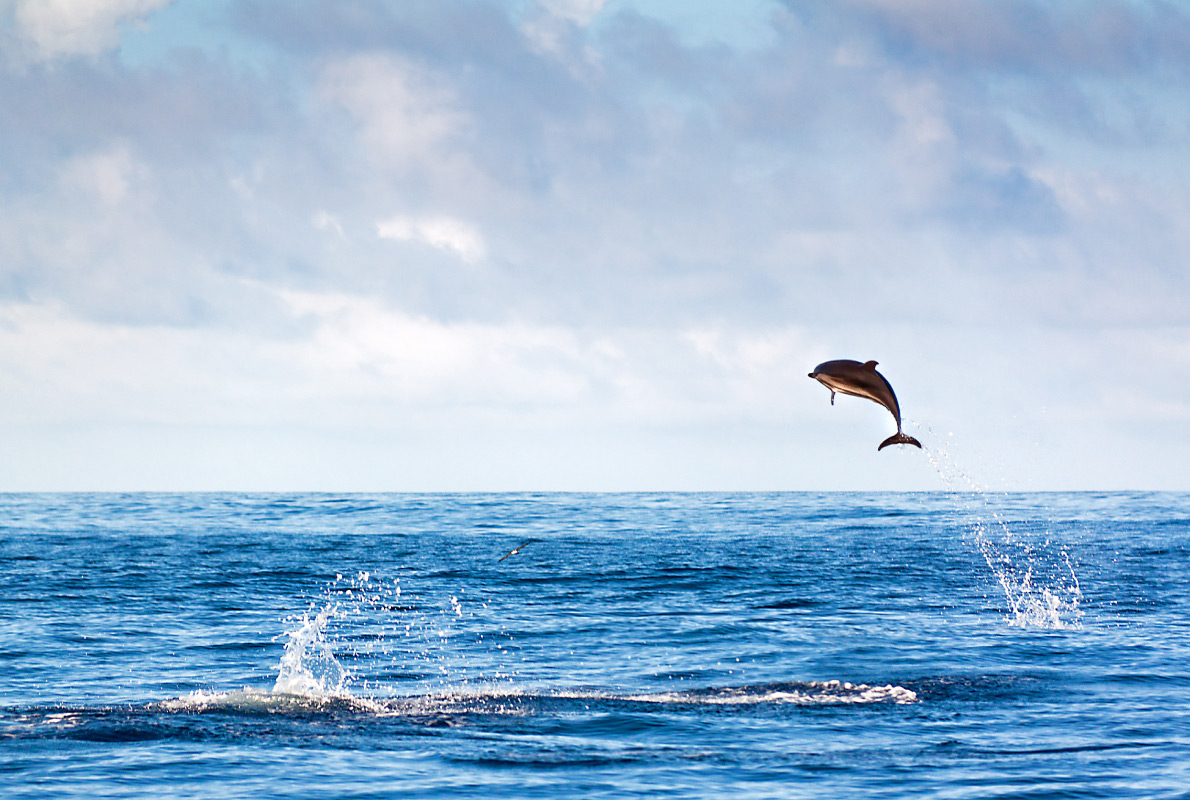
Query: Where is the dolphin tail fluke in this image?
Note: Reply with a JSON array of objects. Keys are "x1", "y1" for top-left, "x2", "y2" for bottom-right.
[{"x1": 878, "y1": 432, "x2": 922, "y2": 451}]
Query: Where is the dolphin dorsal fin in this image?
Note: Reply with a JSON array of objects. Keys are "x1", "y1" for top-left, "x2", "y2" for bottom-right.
[{"x1": 863, "y1": 360, "x2": 878, "y2": 369}]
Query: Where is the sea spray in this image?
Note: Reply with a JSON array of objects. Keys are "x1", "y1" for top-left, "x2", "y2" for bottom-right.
[
  {"x1": 272, "y1": 571, "x2": 520, "y2": 701},
  {"x1": 967, "y1": 513, "x2": 1084, "y2": 629},
  {"x1": 273, "y1": 605, "x2": 351, "y2": 697},
  {"x1": 916, "y1": 424, "x2": 1084, "y2": 629}
]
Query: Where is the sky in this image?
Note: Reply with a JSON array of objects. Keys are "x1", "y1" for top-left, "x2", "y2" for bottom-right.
[{"x1": 1, "y1": 0, "x2": 1188, "y2": 492}]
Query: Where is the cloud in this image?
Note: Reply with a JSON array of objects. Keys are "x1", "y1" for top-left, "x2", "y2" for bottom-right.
[
  {"x1": 540, "y1": 0, "x2": 607, "y2": 26},
  {"x1": 316, "y1": 52, "x2": 470, "y2": 174},
  {"x1": 0, "y1": 289, "x2": 841, "y2": 490},
  {"x1": 522, "y1": 0, "x2": 608, "y2": 56},
  {"x1": 7, "y1": 0, "x2": 172, "y2": 61},
  {"x1": 376, "y1": 215, "x2": 486, "y2": 263},
  {"x1": 0, "y1": 288, "x2": 816, "y2": 431},
  {"x1": 275, "y1": 289, "x2": 591, "y2": 408},
  {"x1": 2, "y1": 0, "x2": 1190, "y2": 488},
  {"x1": 832, "y1": 0, "x2": 1190, "y2": 76},
  {"x1": 57, "y1": 141, "x2": 147, "y2": 205}
]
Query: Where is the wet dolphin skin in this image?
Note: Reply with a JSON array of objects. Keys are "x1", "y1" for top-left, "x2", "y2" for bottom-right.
[{"x1": 808, "y1": 360, "x2": 923, "y2": 450}]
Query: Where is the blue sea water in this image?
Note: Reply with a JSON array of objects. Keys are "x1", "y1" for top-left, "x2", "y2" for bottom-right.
[{"x1": 2, "y1": 489, "x2": 1189, "y2": 798}]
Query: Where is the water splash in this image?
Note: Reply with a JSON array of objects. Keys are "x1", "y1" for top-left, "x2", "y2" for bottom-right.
[
  {"x1": 968, "y1": 517, "x2": 1084, "y2": 630},
  {"x1": 917, "y1": 424, "x2": 1084, "y2": 630},
  {"x1": 268, "y1": 571, "x2": 520, "y2": 704},
  {"x1": 273, "y1": 605, "x2": 351, "y2": 697},
  {"x1": 160, "y1": 583, "x2": 378, "y2": 712},
  {"x1": 173, "y1": 573, "x2": 922, "y2": 718}
]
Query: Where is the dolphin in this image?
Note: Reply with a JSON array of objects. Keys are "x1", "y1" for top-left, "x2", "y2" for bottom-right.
[{"x1": 808, "y1": 360, "x2": 922, "y2": 451}]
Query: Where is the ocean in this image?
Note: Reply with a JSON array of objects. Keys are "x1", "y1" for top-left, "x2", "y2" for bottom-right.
[{"x1": 2, "y1": 489, "x2": 1188, "y2": 798}]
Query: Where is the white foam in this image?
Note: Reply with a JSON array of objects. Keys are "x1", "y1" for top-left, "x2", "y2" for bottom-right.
[
  {"x1": 153, "y1": 677, "x2": 918, "y2": 720},
  {"x1": 626, "y1": 680, "x2": 918, "y2": 706},
  {"x1": 157, "y1": 688, "x2": 384, "y2": 714}
]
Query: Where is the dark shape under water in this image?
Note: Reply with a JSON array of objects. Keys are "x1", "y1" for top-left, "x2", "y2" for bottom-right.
[{"x1": 808, "y1": 359, "x2": 923, "y2": 451}]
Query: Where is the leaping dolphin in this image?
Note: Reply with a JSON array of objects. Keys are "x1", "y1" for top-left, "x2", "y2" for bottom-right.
[{"x1": 808, "y1": 360, "x2": 922, "y2": 451}]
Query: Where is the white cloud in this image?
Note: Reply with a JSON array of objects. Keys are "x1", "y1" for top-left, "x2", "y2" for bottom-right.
[
  {"x1": 313, "y1": 211, "x2": 347, "y2": 240},
  {"x1": 57, "y1": 142, "x2": 148, "y2": 206},
  {"x1": 538, "y1": 0, "x2": 607, "y2": 26},
  {"x1": 3, "y1": 0, "x2": 1190, "y2": 489},
  {"x1": 277, "y1": 289, "x2": 590, "y2": 407},
  {"x1": 521, "y1": 0, "x2": 608, "y2": 62},
  {"x1": 377, "y1": 215, "x2": 486, "y2": 263},
  {"x1": 0, "y1": 288, "x2": 814, "y2": 430},
  {"x1": 317, "y1": 53, "x2": 469, "y2": 173},
  {"x1": 0, "y1": 294, "x2": 836, "y2": 490},
  {"x1": 11, "y1": 0, "x2": 172, "y2": 60},
  {"x1": 888, "y1": 79, "x2": 953, "y2": 149}
]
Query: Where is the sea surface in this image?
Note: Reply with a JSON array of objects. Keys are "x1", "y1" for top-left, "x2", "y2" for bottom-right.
[{"x1": 2, "y1": 489, "x2": 1189, "y2": 798}]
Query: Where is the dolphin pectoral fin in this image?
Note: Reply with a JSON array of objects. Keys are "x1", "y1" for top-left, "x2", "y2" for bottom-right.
[
  {"x1": 878, "y1": 432, "x2": 922, "y2": 451},
  {"x1": 830, "y1": 390, "x2": 835, "y2": 406}
]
